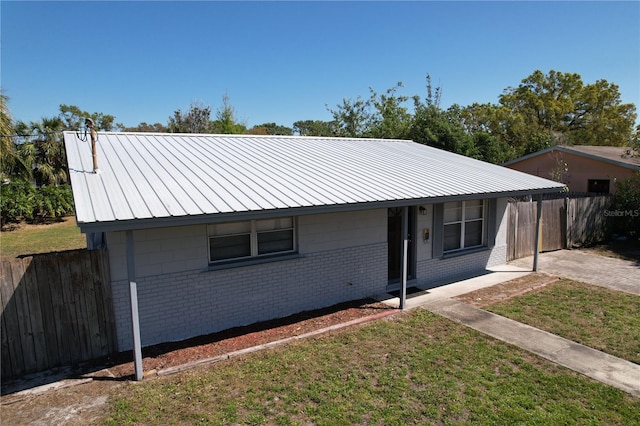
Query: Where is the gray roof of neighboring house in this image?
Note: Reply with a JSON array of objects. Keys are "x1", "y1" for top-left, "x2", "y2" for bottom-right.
[
  {"x1": 503, "y1": 145, "x2": 640, "y2": 169},
  {"x1": 64, "y1": 132, "x2": 566, "y2": 232}
]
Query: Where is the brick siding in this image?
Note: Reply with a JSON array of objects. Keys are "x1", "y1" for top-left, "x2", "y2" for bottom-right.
[{"x1": 111, "y1": 242, "x2": 387, "y2": 351}]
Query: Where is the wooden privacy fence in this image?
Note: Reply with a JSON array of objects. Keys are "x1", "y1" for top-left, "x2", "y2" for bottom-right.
[
  {"x1": 507, "y1": 194, "x2": 612, "y2": 261},
  {"x1": 1, "y1": 249, "x2": 116, "y2": 380}
]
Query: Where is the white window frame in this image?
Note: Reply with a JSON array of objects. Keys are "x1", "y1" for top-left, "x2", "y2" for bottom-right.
[
  {"x1": 208, "y1": 217, "x2": 296, "y2": 264},
  {"x1": 443, "y1": 200, "x2": 485, "y2": 253}
]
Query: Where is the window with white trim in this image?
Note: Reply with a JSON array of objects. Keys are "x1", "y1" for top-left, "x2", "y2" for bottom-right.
[
  {"x1": 208, "y1": 217, "x2": 295, "y2": 263},
  {"x1": 443, "y1": 200, "x2": 485, "y2": 253}
]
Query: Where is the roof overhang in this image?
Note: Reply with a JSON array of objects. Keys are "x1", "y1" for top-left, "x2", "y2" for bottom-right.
[{"x1": 77, "y1": 187, "x2": 565, "y2": 234}]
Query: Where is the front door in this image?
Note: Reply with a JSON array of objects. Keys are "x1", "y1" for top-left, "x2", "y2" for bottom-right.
[{"x1": 388, "y1": 207, "x2": 416, "y2": 282}]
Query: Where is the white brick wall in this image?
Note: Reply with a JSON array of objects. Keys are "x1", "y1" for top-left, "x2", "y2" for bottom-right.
[
  {"x1": 108, "y1": 209, "x2": 388, "y2": 351},
  {"x1": 415, "y1": 244, "x2": 507, "y2": 288},
  {"x1": 106, "y1": 202, "x2": 512, "y2": 351},
  {"x1": 112, "y1": 242, "x2": 387, "y2": 351}
]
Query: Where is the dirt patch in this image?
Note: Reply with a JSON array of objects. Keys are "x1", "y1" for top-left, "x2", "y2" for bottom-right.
[
  {"x1": 1, "y1": 299, "x2": 393, "y2": 425},
  {"x1": 454, "y1": 272, "x2": 559, "y2": 308}
]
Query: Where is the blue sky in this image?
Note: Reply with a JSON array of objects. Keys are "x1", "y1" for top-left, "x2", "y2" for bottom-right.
[{"x1": 2, "y1": 1, "x2": 639, "y2": 129}]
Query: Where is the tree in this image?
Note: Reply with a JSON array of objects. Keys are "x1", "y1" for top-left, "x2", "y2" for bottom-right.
[
  {"x1": 611, "y1": 172, "x2": 640, "y2": 237},
  {"x1": 0, "y1": 94, "x2": 29, "y2": 181},
  {"x1": 120, "y1": 122, "x2": 168, "y2": 132},
  {"x1": 16, "y1": 116, "x2": 68, "y2": 186},
  {"x1": 328, "y1": 82, "x2": 412, "y2": 139},
  {"x1": 329, "y1": 96, "x2": 371, "y2": 138},
  {"x1": 408, "y1": 77, "x2": 477, "y2": 157},
  {"x1": 247, "y1": 122, "x2": 293, "y2": 136},
  {"x1": 629, "y1": 125, "x2": 640, "y2": 157},
  {"x1": 210, "y1": 94, "x2": 247, "y2": 134},
  {"x1": 409, "y1": 103, "x2": 477, "y2": 157},
  {"x1": 367, "y1": 83, "x2": 412, "y2": 139},
  {"x1": 498, "y1": 70, "x2": 637, "y2": 147},
  {"x1": 167, "y1": 102, "x2": 212, "y2": 133},
  {"x1": 472, "y1": 132, "x2": 514, "y2": 165},
  {"x1": 292, "y1": 120, "x2": 337, "y2": 136},
  {"x1": 59, "y1": 104, "x2": 117, "y2": 131}
]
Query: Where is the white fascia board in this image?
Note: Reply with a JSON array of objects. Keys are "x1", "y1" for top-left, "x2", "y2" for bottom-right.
[{"x1": 76, "y1": 186, "x2": 566, "y2": 234}]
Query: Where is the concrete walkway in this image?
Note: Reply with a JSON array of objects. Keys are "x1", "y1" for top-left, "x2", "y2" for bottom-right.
[{"x1": 381, "y1": 251, "x2": 640, "y2": 397}]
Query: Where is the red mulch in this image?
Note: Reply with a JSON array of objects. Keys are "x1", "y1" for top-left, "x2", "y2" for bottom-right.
[{"x1": 97, "y1": 299, "x2": 394, "y2": 379}]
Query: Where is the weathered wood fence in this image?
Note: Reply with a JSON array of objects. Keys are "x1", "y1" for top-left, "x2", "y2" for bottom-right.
[
  {"x1": 507, "y1": 194, "x2": 612, "y2": 261},
  {"x1": 1, "y1": 249, "x2": 116, "y2": 380}
]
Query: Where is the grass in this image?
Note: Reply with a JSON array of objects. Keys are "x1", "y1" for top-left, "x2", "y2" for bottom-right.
[
  {"x1": 487, "y1": 279, "x2": 640, "y2": 365},
  {"x1": 106, "y1": 309, "x2": 640, "y2": 425},
  {"x1": 0, "y1": 216, "x2": 86, "y2": 258}
]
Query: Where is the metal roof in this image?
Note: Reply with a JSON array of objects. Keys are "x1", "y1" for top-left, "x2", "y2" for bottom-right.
[
  {"x1": 64, "y1": 132, "x2": 566, "y2": 232},
  {"x1": 503, "y1": 145, "x2": 640, "y2": 170}
]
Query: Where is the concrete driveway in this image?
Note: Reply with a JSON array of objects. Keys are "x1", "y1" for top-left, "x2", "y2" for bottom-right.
[{"x1": 510, "y1": 249, "x2": 639, "y2": 296}]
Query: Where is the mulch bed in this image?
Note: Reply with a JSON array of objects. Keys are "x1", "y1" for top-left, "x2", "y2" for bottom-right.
[{"x1": 97, "y1": 299, "x2": 395, "y2": 379}]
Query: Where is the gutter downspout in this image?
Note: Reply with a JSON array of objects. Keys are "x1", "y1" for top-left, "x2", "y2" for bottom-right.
[{"x1": 126, "y1": 230, "x2": 143, "y2": 381}]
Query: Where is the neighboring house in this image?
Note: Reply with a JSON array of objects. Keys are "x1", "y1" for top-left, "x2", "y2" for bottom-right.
[
  {"x1": 503, "y1": 145, "x2": 640, "y2": 194},
  {"x1": 64, "y1": 132, "x2": 564, "y2": 377}
]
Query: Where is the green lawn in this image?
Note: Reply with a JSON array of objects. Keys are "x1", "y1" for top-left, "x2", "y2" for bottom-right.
[
  {"x1": 487, "y1": 279, "x2": 640, "y2": 364},
  {"x1": 0, "y1": 216, "x2": 86, "y2": 258},
  {"x1": 106, "y1": 309, "x2": 639, "y2": 425}
]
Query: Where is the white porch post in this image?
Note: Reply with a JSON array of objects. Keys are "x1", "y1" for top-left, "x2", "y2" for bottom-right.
[
  {"x1": 126, "y1": 230, "x2": 143, "y2": 381},
  {"x1": 533, "y1": 194, "x2": 543, "y2": 272},
  {"x1": 400, "y1": 206, "x2": 408, "y2": 310}
]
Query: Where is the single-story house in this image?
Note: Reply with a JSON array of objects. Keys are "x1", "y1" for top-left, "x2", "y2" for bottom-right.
[
  {"x1": 64, "y1": 132, "x2": 565, "y2": 379},
  {"x1": 503, "y1": 145, "x2": 640, "y2": 194}
]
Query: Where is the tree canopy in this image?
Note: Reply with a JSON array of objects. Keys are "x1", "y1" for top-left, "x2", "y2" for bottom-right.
[{"x1": 460, "y1": 70, "x2": 637, "y2": 157}]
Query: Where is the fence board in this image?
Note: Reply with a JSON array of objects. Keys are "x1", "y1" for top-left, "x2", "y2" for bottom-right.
[
  {"x1": 95, "y1": 249, "x2": 117, "y2": 355},
  {"x1": 21, "y1": 257, "x2": 48, "y2": 371},
  {"x1": 569, "y1": 196, "x2": 611, "y2": 246},
  {"x1": 45, "y1": 254, "x2": 73, "y2": 367},
  {"x1": 1, "y1": 263, "x2": 15, "y2": 378},
  {"x1": 1, "y1": 261, "x2": 25, "y2": 376},
  {"x1": 507, "y1": 194, "x2": 612, "y2": 262},
  {"x1": 1, "y1": 249, "x2": 115, "y2": 380},
  {"x1": 33, "y1": 256, "x2": 61, "y2": 368},
  {"x1": 10, "y1": 259, "x2": 38, "y2": 374},
  {"x1": 1, "y1": 299, "x2": 12, "y2": 379},
  {"x1": 542, "y1": 198, "x2": 566, "y2": 252},
  {"x1": 507, "y1": 201, "x2": 537, "y2": 261},
  {"x1": 80, "y1": 253, "x2": 101, "y2": 360}
]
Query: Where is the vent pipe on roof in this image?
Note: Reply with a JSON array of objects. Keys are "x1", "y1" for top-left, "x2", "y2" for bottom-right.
[{"x1": 85, "y1": 118, "x2": 100, "y2": 173}]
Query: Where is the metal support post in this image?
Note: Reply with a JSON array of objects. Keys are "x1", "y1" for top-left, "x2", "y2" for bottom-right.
[
  {"x1": 400, "y1": 206, "x2": 408, "y2": 309},
  {"x1": 533, "y1": 194, "x2": 543, "y2": 271},
  {"x1": 127, "y1": 230, "x2": 143, "y2": 381}
]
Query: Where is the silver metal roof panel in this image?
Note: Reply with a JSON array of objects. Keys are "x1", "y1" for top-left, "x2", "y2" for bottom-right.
[{"x1": 64, "y1": 132, "x2": 566, "y2": 232}]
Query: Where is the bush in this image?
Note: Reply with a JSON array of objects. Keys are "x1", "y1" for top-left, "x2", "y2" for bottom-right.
[
  {"x1": 610, "y1": 172, "x2": 640, "y2": 237},
  {"x1": 1, "y1": 181, "x2": 75, "y2": 226},
  {"x1": 34, "y1": 185, "x2": 75, "y2": 220},
  {"x1": 1, "y1": 180, "x2": 37, "y2": 225}
]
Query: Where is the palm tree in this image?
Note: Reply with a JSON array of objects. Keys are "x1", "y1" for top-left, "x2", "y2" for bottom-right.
[
  {"x1": 28, "y1": 116, "x2": 68, "y2": 186},
  {"x1": 0, "y1": 94, "x2": 32, "y2": 182}
]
